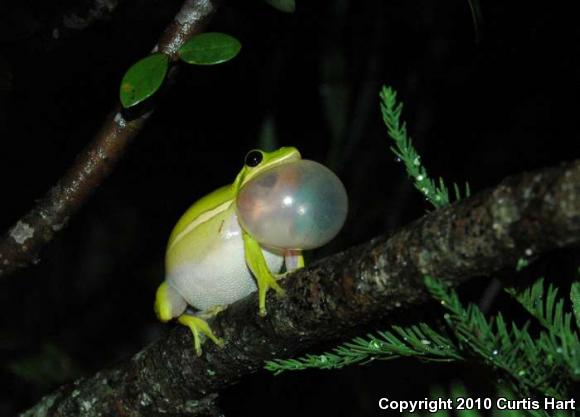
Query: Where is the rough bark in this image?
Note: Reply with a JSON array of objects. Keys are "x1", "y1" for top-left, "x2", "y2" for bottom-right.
[
  {"x1": 21, "y1": 160, "x2": 580, "y2": 416},
  {"x1": 0, "y1": 0, "x2": 217, "y2": 279}
]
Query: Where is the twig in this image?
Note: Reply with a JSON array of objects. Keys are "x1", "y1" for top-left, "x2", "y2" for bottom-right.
[
  {"x1": 20, "y1": 159, "x2": 580, "y2": 416},
  {"x1": 59, "y1": 0, "x2": 119, "y2": 33},
  {"x1": 0, "y1": 0, "x2": 217, "y2": 279}
]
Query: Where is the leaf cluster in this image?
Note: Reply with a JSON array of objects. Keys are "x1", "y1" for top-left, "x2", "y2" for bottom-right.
[{"x1": 120, "y1": 33, "x2": 241, "y2": 108}]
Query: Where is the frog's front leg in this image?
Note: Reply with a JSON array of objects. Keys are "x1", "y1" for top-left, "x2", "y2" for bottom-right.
[
  {"x1": 154, "y1": 282, "x2": 224, "y2": 356},
  {"x1": 242, "y1": 231, "x2": 285, "y2": 316},
  {"x1": 284, "y1": 249, "x2": 305, "y2": 272}
]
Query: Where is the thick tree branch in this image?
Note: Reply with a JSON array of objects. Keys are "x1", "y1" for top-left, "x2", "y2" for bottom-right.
[
  {"x1": 0, "y1": 0, "x2": 217, "y2": 279},
  {"x1": 21, "y1": 160, "x2": 580, "y2": 416}
]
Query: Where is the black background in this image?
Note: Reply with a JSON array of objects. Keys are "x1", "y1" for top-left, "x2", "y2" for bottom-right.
[{"x1": 0, "y1": 0, "x2": 579, "y2": 415}]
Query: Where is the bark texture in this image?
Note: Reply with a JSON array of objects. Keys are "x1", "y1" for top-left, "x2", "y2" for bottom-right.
[
  {"x1": 0, "y1": 0, "x2": 217, "y2": 279},
  {"x1": 21, "y1": 160, "x2": 580, "y2": 416}
]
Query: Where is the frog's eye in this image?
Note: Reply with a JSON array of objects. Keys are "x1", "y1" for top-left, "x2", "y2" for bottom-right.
[
  {"x1": 244, "y1": 150, "x2": 263, "y2": 167},
  {"x1": 236, "y1": 160, "x2": 348, "y2": 250}
]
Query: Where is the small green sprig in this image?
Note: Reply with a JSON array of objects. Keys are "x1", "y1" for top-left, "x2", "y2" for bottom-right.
[
  {"x1": 265, "y1": 323, "x2": 462, "y2": 375},
  {"x1": 379, "y1": 85, "x2": 470, "y2": 209}
]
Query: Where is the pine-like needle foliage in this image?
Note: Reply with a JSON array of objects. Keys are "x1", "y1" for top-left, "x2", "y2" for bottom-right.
[
  {"x1": 266, "y1": 276, "x2": 580, "y2": 406},
  {"x1": 505, "y1": 279, "x2": 580, "y2": 382},
  {"x1": 266, "y1": 86, "x2": 578, "y2": 415},
  {"x1": 265, "y1": 320, "x2": 462, "y2": 373},
  {"x1": 379, "y1": 85, "x2": 469, "y2": 209}
]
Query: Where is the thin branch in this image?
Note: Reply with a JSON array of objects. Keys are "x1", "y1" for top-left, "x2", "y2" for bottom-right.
[
  {"x1": 0, "y1": 0, "x2": 217, "y2": 279},
  {"x1": 21, "y1": 160, "x2": 580, "y2": 416},
  {"x1": 59, "y1": 0, "x2": 120, "y2": 33}
]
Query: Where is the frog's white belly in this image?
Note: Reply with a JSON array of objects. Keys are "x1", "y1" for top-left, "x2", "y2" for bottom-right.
[{"x1": 166, "y1": 209, "x2": 283, "y2": 311}]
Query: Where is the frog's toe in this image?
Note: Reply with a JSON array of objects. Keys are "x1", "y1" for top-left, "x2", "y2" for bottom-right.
[
  {"x1": 177, "y1": 314, "x2": 224, "y2": 356},
  {"x1": 257, "y1": 273, "x2": 286, "y2": 317}
]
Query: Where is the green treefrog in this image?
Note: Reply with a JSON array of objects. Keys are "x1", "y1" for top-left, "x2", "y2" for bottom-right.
[{"x1": 154, "y1": 147, "x2": 347, "y2": 355}]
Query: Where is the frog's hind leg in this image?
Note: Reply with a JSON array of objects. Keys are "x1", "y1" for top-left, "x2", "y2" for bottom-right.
[
  {"x1": 178, "y1": 308, "x2": 225, "y2": 356},
  {"x1": 155, "y1": 283, "x2": 225, "y2": 356},
  {"x1": 154, "y1": 282, "x2": 187, "y2": 322}
]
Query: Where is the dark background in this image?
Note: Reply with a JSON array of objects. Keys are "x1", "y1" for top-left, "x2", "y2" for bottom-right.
[{"x1": 0, "y1": 0, "x2": 579, "y2": 415}]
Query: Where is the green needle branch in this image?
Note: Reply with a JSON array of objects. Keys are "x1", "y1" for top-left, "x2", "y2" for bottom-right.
[{"x1": 379, "y1": 85, "x2": 470, "y2": 209}]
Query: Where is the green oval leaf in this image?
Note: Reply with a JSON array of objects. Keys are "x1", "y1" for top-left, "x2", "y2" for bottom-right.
[
  {"x1": 178, "y1": 32, "x2": 241, "y2": 65},
  {"x1": 120, "y1": 53, "x2": 169, "y2": 108},
  {"x1": 264, "y1": 0, "x2": 295, "y2": 13}
]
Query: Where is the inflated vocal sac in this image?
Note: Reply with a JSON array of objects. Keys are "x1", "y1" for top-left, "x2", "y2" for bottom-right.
[{"x1": 236, "y1": 159, "x2": 348, "y2": 250}]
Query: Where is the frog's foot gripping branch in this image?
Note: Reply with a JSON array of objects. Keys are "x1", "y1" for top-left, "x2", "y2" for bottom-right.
[
  {"x1": 155, "y1": 282, "x2": 225, "y2": 356},
  {"x1": 177, "y1": 313, "x2": 224, "y2": 357},
  {"x1": 256, "y1": 272, "x2": 285, "y2": 317}
]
